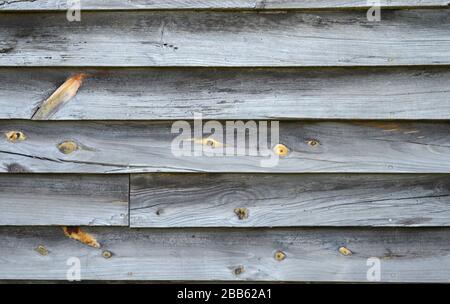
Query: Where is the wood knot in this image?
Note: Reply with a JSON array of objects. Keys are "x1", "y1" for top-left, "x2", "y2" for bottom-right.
[
  {"x1": 195, "y1": 138, "x2": 223, "y2": 149},
  {"x1": 35, "y1": 245, "x2": 49, "y2": 256},
  {"x1": 274, "y1": 250, "x2": 286, "y2": 261},
  {"x1": 234, "y1": 265, "x2": 245, "y2": 275},
  {"x1": 338, "y1": 246, "x2": 352, "y2": 256},
  {"x1": 306, "y1": 139, "x2": 320, "y2": 147},
  {"x1": 102, "y1": 250, "x2": 113, "y2": 259},
  {"x1": 234, "y1": 207, "x2": 249, "y2": 220},
  {"x1": 273, "y1": 144, "x2": 289, "y2": 156},
  {"x1": 5, "y1": 131, "x2": 26, "y2": 142},
  {"x1": 58, "y1": 141, "x2": 78, "y2": 154}
]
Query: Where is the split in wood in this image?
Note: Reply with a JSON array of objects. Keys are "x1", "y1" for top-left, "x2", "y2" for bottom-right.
[
  {"x1": 274, "y1": 250, "x2": 286, "y2": 261},
  {"x1": 63, "y1": 226, "x2": 100, "y2": 248},
  {"x1": 338, "y1": 246, "x2": 353, "y2": 256},
  {"x1": 5, "y1": 131, "x2": 26, "y2": 142},
  {"x1": 58, "y1": 141, "x2": 78, "y2": 154},
  {"x1": 32, "y1": 73, "x2": 87, "y2": 120},
  {"x1": 234, "y1": 207, "x2": 249, "y2": 220},
  {"x1": 35, "y1": 245, "x2": 49, "y2": 256},
  {"x1": 273, "y1": 144, "x2": 289, "y2": 156}
]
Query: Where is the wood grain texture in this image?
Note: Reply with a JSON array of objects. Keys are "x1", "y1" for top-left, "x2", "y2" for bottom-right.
[
  {"x1": 0, "y1": 174, "x2": 129, "y2": 226},
  {"x1": 1, "y1": 120, "x2": 450, "y2": 173},
  {"x1": 130, "y1": 173, "x2": 450, "y2": 227},
  {"x1": 1, "y1": 0, "x2": 449, "y2": 10},
  {"x1": 2, "y1": 10, "x2": 450, "y2": 67},
  {"x1": 2, "y1": 67, "x2": 450, "y2": 120},
  {"x1": 0, "y1": 226, "x2": 449, "y2": 282}
]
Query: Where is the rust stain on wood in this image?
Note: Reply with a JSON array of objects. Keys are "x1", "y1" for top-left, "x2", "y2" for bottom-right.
[
  {"x1": 32, "y1": 73, "x2": 87, "y2": 120},
  {"x1": 62, "y1": 226, "x2": 100, "y2": 248}
]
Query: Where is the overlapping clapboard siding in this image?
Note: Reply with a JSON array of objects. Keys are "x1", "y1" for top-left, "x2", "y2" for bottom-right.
[
  {"x1": 1, "y1": 121, "x2": 450, "y2": 173},
  {"x1": 1, "y1": 226, "x2": 450, "y2": 282},
  {"x1": 130, "y1": 174, "x2": 450, "y2": 227},
  {"x1": 1, "y1": 1, "x2": 450, "y2": 283},
  {"x1": 0, "y1": 174, "x2": 129, "y2": 226},
  {"x1": 1, "y1": 10, "x2": 450, "y2": 67},
  {"x1": 1, "y1": 0, "x2": 449, "y2": 10},
  {"x1": 2, "y1": 67, "x2": 450, "y2": 120}
]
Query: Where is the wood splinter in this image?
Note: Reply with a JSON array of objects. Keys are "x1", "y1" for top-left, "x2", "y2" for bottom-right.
[
  {"x1": 62, "y1": 226, "x2": 100, "y2": 248},
  {"x1": 32, "y1": 73, "x2": 87, "y2": 120}
]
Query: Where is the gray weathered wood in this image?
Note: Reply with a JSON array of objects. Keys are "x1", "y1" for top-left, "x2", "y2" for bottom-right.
[
  {"x1": 0, "y1": 226, "x2": 449, "y2": 282},
  {"x1": 2, "y1": 10, "x2": 450, "y2": 67},
  {"x1": 0, "y1": 174, "x2": 129, "y2": 226},
  {"x1": 1, "y1": 0, "x2": 449, "y2": 10},
  {"x1": 2, "y1": 67, "x2": 450, "y2": 120},
  {"x1": 1, "y1": 121, "x2": 450, "y2": 173},
  {"x1": 130, "y1": 173, "x2": 450, "y2": 227}
]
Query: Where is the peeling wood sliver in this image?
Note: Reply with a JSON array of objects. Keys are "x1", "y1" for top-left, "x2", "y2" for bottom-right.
[
  {"x1": 62, "y1": 226, "x2": 100, "y2": 248},
  {"x1": 32, "y1": 73, "x2": 87, "y2": 120}
]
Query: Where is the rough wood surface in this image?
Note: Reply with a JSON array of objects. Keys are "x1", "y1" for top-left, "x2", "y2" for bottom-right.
[
  {"x1": 1, "y1": 120, "x2": 450, "y2": 173},
  {"x1": 130, "y1": 173, "x2": 450, "y2": 227},
  {"x1": 2, "y1": 10, "x2": 450, "y2": 67},
  {"x1": 1, "y1": 0, "x2": 449, "y2": 10},
  {"x1": 0, "y1": 174, "x2": 129, "y2": 226},
  {"x1": 0, "y1": 226, "x2": 449, "y2": 282},
  {"x1": 2, "y1": 67, "x2": 450, "y2": 120}
]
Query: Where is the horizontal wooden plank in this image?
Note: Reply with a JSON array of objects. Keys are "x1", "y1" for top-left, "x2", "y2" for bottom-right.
[
  {"x1": 130, "y1": 173, "x2": 450, "y2": 227},
  {"x1": 1, "y1": 10, "x2": 450, "y2": 67},
  {"x1": 0, "y1": 174, "x2": 129, "y2": 226},
  {"x1": 1, "y1": 120, "x2": 450, "y2": 173},
  {"x1": 1, "y1": 0, "x2": 449, "y2": 10},
  {"x1": 0, "y1": 226, "x2": 449, "y2": 282},
  {"x1": 2, "y1": 67, "x2": 450, "y2": 120}
]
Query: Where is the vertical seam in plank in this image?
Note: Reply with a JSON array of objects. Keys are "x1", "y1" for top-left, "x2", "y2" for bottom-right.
[{"x1": 127, "y1": 174, "x2": 131, "y2": 227}]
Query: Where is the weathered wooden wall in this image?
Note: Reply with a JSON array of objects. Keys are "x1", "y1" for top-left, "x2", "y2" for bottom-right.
[{"x1": 1, "y1": 1, "x2": 450, "y2": 282}]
